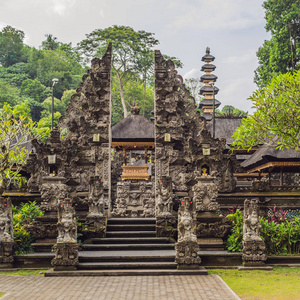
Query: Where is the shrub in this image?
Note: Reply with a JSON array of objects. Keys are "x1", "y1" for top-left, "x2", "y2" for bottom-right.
[
  {"x1": 12, "y1": 201, "x2": 44, "y2": 255},
  {"x1": 226, "y1": 209, "x2": 243, "y2": 252}
]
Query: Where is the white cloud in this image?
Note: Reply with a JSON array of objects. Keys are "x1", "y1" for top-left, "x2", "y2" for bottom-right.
[
  {"x1": 167, "y1": 0, "x2": 264, "y2": 31},
  {"x1": 50, "y1": 0, "x2": 77, "y2": 16},
  {"x1": 223, "y1": 51, "x2": 257, "y2": 65},
  {"x1": 183, "y1": 68, "x2": 200, "y2": 80}
]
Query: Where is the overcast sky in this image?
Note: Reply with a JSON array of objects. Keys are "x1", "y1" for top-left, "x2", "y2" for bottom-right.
[{"x1": 0, "y1": 0, "x2": 270, "y2": 112}]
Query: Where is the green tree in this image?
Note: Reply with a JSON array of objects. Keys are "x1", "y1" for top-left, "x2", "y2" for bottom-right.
[
  {"x1": 78, "y1": 25, "x2": 159, "y2": 118},
  {"x1": 0, "y1": 26, "x2": 25, "y2": 67},
  {"x1": 232, "y1": 71, "x2": 300, "y2": 151},
  {"x1": 215, "y1": 105, "x2": 247, "y2": 118},
  {"x1": 0, "y1": 79, "x2": 23, "y2": 107},
  {"x1": 0, "y1": 103, "x2": 43, "y2": 195},
  {"x1": 0, "y1": 62, "x2": 29, "y2": 87},
  {"x1": 255, "y1": 0, "x2": 300, "y2": 87},
  {"x1": 41, "y1": 34, "x2": 60, "y2": 51},
  {"x1": 184, "y1": 78, "x2": 203, "y2": 104}
]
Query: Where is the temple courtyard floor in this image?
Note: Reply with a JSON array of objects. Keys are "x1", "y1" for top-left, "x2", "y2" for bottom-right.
[{"x1": 0, "y1": 274, "x2": 240, "y2": 300}]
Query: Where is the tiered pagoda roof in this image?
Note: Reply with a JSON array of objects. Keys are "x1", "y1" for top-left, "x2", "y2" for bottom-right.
[{"x1": 199, "y1": 47, "x2": 221, "y2": 120}]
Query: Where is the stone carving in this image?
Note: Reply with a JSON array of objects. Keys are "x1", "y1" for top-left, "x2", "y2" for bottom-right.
[
  {"x1": 86, "y1": 177, "x2": 106, "y2": 236},
  {"x1": 156, "y1": 177, "x2": 173, "y2": 217},
  {"x1": 0, "y1": 197, "x2": 13, "y2": 242},
  {"x1": 112, "y1": 181, "x2": 154, "y2": 218},
  {"x1": 26, "y1": 44, "x2": 112, "y2": 228},
  {"x1": 0, "y1": 197, "x2": 14, "y2": 267},
  {"x1": 142, "y1": 198, "x2": 155, "y2": 217},
  {"x1": 175, "y1": 198, "x2": 201, "y2": 268},
  {"x1": 40, "y1": 176, "x2": 67, "y2": 212},
  {"x1": 52, "y1": 198, "x2": 78, "y2": 270},
  {"x1": 87, "y1": 177, "x2": 105, "y2": 219},
  {"x1": 193, "y1": 172, "x2": 219, "y2": 212},
  {"x1": 57, "y1": 198, "x2": 77, "y2": 244},
  {"x1": 196, "y1": 218, "x2": 231, "y2": 238},
  {"x1": 51, "y1": 243, "x2": 79, "y2": 271},
  {"x1": 242, "y1": 199, "x2": 267, "y2": 265}
]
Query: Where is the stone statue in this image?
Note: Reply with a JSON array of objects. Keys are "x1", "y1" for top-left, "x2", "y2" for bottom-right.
[
  {"x1": 156, "y1": 178, "x2": 173, "y2": 217},
  {"x1": 142, "y1": 198, "x2": 155, "y2": 217},
  {"x1": 175, "y1": 198, "x2": 201, "y2": 268},
  {"x1": 242, "y1": 199, "x2": 267, "y2": 265},
  {"x1": 0, "y1": 197, "x2": 13, "y2": 242},
  {"x1": 0, "y1": 197, "x2": 14, "y2": 267},
  {"x1": 87, "y1": 177, "x2": 105, "y2": 218},
  {"x1": 57, "y1": 198, "x2": 77, "y2": 244}
]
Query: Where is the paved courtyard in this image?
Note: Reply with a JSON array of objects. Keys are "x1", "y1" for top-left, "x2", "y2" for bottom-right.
[{"x1": 0, "y1": 274, "x2": 240, "y2": 300}]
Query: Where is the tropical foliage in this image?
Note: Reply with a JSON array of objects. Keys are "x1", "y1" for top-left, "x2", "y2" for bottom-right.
[
  {"x1": 226, "y1": 207, "x2": 300, "y2": 255},
  {"x1": 12, "y1": 201, "x2": 44, "y2": 254},
  {"x1": 232, "y1": 71, "x2": 300, "y2": 151},
  {"x1": 0, "y1": 102, "x2": 47, "y2": 195},
  {"x1": 255, "y1": 0, "x2": 300, "y2": 87}
]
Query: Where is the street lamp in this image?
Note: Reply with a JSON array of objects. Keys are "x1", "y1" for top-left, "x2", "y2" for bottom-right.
[
  {"x1": 52, "y1": 78, "x2": 59, "y2": 130},
  {"x1": 209, "y1": 81, "x2": 215, "y2": 138}
]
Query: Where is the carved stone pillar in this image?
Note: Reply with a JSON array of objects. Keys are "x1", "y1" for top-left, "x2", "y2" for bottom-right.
[
  {"x1": 156, "y1": 177, "x2": 176, "y2": 238},
  {"x1": 51, "y1": 199, "x2": 79, "y2": 271},
  {"x1": 175, "y1": 198, "x2": 201, "y2": 269},
  {"x1": 0, "y1": 197, "x2": 14, "y2": 268},
  {"x1": 242, "y1": 199, "x2": 267, "y2": 266},
  {"x1": 85, "y1": 176, "x2": 106, "y2": 238},
  {"x1": 194, "y1": 172, "x2": 231, "y2": 250}
]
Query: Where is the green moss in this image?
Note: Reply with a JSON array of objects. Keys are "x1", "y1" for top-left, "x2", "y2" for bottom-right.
[
  {"x1": 0, "y1": 292, "x2": 5, "y2": 298},
  {"x1": 0, "y1": 269, "x2": 47, "y2": 276}
]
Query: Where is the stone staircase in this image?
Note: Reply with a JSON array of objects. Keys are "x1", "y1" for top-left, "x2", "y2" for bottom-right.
[
  {"x1": 78, "y1": 218, "x2": 177, "y2": 270},
  {"x1": 45, "y1": 218, "x2": 208, "y2": 276}
]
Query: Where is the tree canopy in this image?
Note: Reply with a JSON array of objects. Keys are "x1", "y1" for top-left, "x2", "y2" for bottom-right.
[
  {"x1": 0, "y1": 102, "x2": 45, "y2": 195},
  {"x1": 255, "y1": 0, "x2": 300, "y2": 87},
  {"x1": 232, "y1": 70, "x2": 300, "y2": 151}
]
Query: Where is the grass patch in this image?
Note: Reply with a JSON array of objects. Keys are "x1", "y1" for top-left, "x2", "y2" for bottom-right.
[
  {"x1": 0, "y1": 292, "x2": 5, "y2": 298},
  {"x1": 209, "y1": 267, "x2": 300, "y2": 300},
  {"x1": 0, "y1": 269, "x2": 47, "y2": 276}
]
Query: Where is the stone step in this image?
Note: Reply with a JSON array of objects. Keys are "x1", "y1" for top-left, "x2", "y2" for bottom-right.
[
  {"x1": 31, "y1": 243, "x2": 54, "y2": 253},
  {"x1": 106, "y1": 231, "x2": 156, "y2": 238},
  {"x1": 91, "y1": 237, "x2": 170, "y2": 244},
  {"x1": 79, "y1": 254, "x2": 175, "y2": 263},
  {"x1": 108, "y1": 218, "x2": 156, "y2": 225},
  {"x1": 77, "y1": 261, "x2": 178, "y2": 270},
  {"x1": 81, "y1": 243, "x2": 175, "y2": 251},
  {"x1": 107, "y1": 224, "x2": 156, "y2": 231},
  {"x1": 45, "y1": 268, "x2": 208, "y2": 277}
]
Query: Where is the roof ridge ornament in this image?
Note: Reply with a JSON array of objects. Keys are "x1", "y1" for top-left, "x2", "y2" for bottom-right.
[
  {"x1": 206, "y1": 47, "x2": 210, "y2": 55},
  {"x1": 130, "y1": 101, "x2": 140, "y2": 115}
]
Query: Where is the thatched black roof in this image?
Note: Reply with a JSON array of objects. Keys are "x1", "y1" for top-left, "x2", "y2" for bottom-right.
[
  {"x1": 112, "y1": 114, "x2": 154, "y2": 142},
  {"x1": 201, "y1": 64, "x2": 216, "y2": 71},
  {"x1": 206, "y1": 117, "x2": 242, "y2": 147},
  {"x1": 199, "y1": 85, "x2": 219, "y2": 95},
  {"x1": 200, "y1": 74, "x2": 218, "y2": 82},
  {"x1": 241, "y1": 144, "x2": 300, "y2": 170},
  {"x1": 199, "y1": 98, "x2": 221, "y2": 108}
]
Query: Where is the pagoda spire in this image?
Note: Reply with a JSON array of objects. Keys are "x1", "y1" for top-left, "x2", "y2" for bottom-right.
[{"x1": 198, "y1": 47, "x2": 221, "y2": 120}]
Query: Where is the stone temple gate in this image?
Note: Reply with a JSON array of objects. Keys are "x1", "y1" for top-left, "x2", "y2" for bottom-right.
[{"x1": 9, "y1": 43, "x2": 293, "y2": 272}]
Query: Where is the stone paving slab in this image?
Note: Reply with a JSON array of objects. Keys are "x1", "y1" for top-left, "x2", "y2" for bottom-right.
[{"x1": 0, "y1": 274, "x2": 240, "y2": 300}]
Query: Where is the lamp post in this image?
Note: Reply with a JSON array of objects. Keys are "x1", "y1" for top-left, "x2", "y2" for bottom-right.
[
  {"x1": 209, "y1": 81, "x2": 215, "y2": 138},
  {"x1": 51, "y1": 78, "x2": 59, "y2": 130}
]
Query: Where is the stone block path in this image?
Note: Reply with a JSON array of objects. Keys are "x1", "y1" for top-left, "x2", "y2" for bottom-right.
[{"x1": 0, "y1": 274, "x2": 240, "y2": 300}]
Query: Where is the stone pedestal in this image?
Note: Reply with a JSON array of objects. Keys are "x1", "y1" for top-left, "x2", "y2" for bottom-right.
[
  {"x1": 156, "y1": 216, "x2": 177, "y2": 239},
  {"x1": 242, "y1": 239, "x2": 267, "y2": 266},
  {"x1": 196, "y1": 212, "x2": 231, "y2": 251},
  {"x1": 85, "y1": 215, "x2": 107, "y2": 239},
  {"x1": 0, "y1": 241, "x2": 14, "y2": 268},
  {"x1": 51, "y1": 243, "x2": 79, "y2": 271},
  {"x1": 175, "y1": 240, "x2": 201, "y2": 269}
]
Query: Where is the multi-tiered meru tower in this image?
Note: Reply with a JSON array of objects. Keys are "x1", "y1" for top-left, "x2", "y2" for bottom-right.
[{"x1": 199, "y1": 47, "x2": 221, "y2": 120}]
